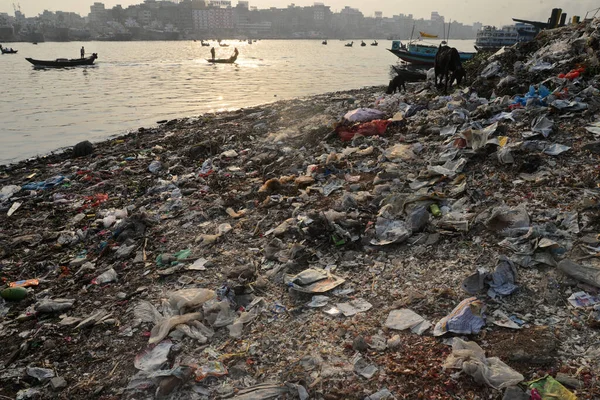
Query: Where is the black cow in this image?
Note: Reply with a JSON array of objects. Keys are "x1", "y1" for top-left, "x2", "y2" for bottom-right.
[
  {"x1": 386, "y1": 68, "x2": 427, "y2": 94},
  {"x1": 434, "y1": 44, "x2": 465, "y2": 93}
]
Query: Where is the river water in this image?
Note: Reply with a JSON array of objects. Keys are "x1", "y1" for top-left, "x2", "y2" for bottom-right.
[{"x1": 0, "y1": 39, "x2": 475, "y2": 165}]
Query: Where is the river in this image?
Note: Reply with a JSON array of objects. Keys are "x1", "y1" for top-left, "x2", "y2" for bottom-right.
[{"x1": 0, "y1": 39, "x2": 475, "y2": 165}]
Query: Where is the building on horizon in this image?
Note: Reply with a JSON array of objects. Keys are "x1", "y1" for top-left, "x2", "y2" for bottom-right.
[
  {"x1": 0, "y1": 0, "x2": 478, "y2": 41},
  {"x1": 431, "y1": 11, "x2": 444, "y2": 23},
  {"x1": 89, "y1": 2, "x2": 108, "y2": 25}
]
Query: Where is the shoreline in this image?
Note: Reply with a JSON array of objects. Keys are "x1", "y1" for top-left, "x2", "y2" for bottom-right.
[
  {"x1": 0, "y1": 86, "x2": 382, "y2": 170},
  {"x1": 0, "y1": 37, "x2": 477, "y2": 43},
  {"x1": 1, "y1": 19, "x2": 600, "y2": 400}
]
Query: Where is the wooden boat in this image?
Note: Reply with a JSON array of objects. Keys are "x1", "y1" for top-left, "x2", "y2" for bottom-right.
[
  {"x1": 360, "y1": 41, "x2": 366, "y2": 47},
  {"x1": 371, "y1": 40, "x2": 378, "y2": 46},
  {"x1": 387, "y1": 41, "x2": 475, "y2": 66},
  {"x1": 207, "y1": 55, "x2": 237, "y2": 64},
  {"x1": 419, "y1": 31, "x2": 439, "y2": 38},
  {"x1": 219, "y1": 43, "x2": 229, "y2": 47},
  {"x1": 200, "y1": 41, "x2": 210, "y2": 46},
  {"x1": 1, "y1": 45, "x2": 18, "y2": 54},
  {"x1": 26, "y1": 53, "x2": 98, "y2": 67},
  {"x1": 322, "y1": 40, "x2": 327, "y2": 45},
  {"x1": 345, "y1": 41, "x2": 353, "y2": 47}
]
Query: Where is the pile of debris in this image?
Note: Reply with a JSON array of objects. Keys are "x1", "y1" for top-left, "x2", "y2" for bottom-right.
[{"x1": 1, "y1": 18, "x2": 600, "y2": 400}]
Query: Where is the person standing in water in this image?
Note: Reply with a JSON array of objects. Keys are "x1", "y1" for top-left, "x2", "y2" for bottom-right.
[
  {"x1": 81, "y1": 46, "x2": 85, "y2": 59},
  {"x1": 210, "y1": 47, "x2": 215, "y2": 61}
]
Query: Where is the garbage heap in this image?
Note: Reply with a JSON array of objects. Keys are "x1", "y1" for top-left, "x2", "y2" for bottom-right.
[{"x1": 1, "y1": 19, "x2": 600, "y2": 400}]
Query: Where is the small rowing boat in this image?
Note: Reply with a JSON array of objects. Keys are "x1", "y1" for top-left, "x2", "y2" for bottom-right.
[
  {"x1": 207, "y1": 54, "x2": 237, "y2": 64},
  {"x1": 26, "y1": 53, "x2": 98, "y2": 67}
]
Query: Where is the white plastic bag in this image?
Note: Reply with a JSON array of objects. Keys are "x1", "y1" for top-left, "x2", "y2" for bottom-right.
[{"x1": 443, "y1": 338, "x2": 523, "y2": 389}]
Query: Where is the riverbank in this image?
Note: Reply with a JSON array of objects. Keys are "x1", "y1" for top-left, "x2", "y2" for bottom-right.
[{"x1": 1, "y1": 19, "x2": 600, "y2": 400}]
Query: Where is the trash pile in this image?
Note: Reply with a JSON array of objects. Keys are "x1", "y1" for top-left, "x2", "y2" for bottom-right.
[{"x1": 1, "y1": 19, "x2": 600, "y2": 400}]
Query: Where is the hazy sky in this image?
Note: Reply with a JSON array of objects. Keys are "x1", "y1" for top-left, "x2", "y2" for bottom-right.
[{"x1": 2, "y1": 0, "x2": 598, "y2": 26}]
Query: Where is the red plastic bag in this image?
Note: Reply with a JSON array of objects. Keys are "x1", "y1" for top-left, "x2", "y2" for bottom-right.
[
  {"x1": 559, "y1": 67, "x2": 585, "y2": 80},
  {"x1": 336, "y1": 119, "x2": 392, "y2": 141}
]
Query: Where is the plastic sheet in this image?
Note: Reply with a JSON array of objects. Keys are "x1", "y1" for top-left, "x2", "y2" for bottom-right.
[
  {"x1": 370, "y1": 217, "x2": 412, "y2": 246},
  {"x1": 92, "y1": 268, "x2": 118, "y2": 284},
  {"x1": 134, "y1": 300, "x2": 164, "y2": 324},
  {"x1": 134, "y1": 341, "x2": 173, "y2": 372},
  {"x1": 385, "y1": 309, "x2": 431, "y2": 335}
]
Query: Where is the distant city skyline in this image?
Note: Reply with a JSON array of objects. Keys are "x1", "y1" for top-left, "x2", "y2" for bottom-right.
[{"x1": 1, "y1": 0, "x2": 598, "y2": 26}]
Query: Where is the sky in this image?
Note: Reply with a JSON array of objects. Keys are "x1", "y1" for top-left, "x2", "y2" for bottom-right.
[{"x1": 1, "y1": 0, "x2": 599, "y2": 27}]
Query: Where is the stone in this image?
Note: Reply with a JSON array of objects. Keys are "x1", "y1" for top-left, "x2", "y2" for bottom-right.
[
  {"x1": 352, "y1": 335, "x2": 368, "y2": 352},
  {"x1": 555, "y1": 372, "x2": 584, "y2": 389},
  {"x1": 387, "y1": 335, "x2": 402, "y2": 349},
  {"x1": 502, "y1": 386, "x2": 528, "y2": 400},
  {"x1": 51, "y1": 377, "x2": 68, "y2": 390}
]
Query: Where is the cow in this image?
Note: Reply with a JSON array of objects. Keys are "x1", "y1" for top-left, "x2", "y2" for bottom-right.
[
  {"x1": 386, "y1": 67, "x2": 427, "y2": 94},
  {"x1": 434, "y1": 44, "x2": 465, "y2": 93}
]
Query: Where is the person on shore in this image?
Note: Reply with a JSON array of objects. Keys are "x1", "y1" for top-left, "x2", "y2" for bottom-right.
[
  {"x1": 210, "y1": 47, "x2": 215, "y2": 61},
  {"x1": 81, "y1": 46, "x2": 85, "y2": 59}
]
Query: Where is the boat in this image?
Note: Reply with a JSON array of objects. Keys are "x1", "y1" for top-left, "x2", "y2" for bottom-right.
[
  {"x1": 322, "y1": 40, "x2": 327, "y2": 45},
  {"x1": 371, "y1": 40, "x2": 378, "y2": 46},
  {"x1": 200, "y1": 40, "x2": 210, "y2": 46},
  {"x1": 207, "y1": 55, "x2": 237, "y2": 64},
  {"x1": 419, "y1": 31, "x2": 439, "y2": 38},
  {"x1": 345, "y1": 41, "x2": 353, "y2": 47},
  {"x1": 26, "y1": 53, "x2": 98, "y2": 68},
  {"x1": 219, "y1": 43, "x2": 229, "y2": 47},
  {"x1": 1, "y1": 45, "x2": 17, "y2": 54},
  {"x1": 475, "y1": 23, "x2": 538, "y2": 51},
  {"x1": 361, "y1": 40, "x2": 366, "y2": 47},
  {"x1": 32, "y1": 42, "x2": 37, "y2": 45},
  {"x1": 388, "y1": 41, "x2": 475, "y2": 66}
]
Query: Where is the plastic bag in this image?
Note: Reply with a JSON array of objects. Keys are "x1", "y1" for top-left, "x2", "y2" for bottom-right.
[
  {"x1": 528, "y1": 376, "x2": 576, "y2": 400},
  {"x1": 343, "y1": 108, "x2": 385, "y2": 123},
  {"x1": 92, "y1": 268, "x2": 118, "y2": 285},
  {"x1": 134, "y1": 341, "x2": 173, "y2": 372},
  {"x1": 370, "y1": 218, "x2": 411, "y2": 246},
  {"x1": 443, "y1": 338, "x2": 524, "y2": 389},
  {"x1": 336, "y1": 120, "x2": 392, "y2": 142},
  {"x1": 134, "y1": 300, "x2": 164, "y2": 324},
  {"x1": 433, "y1": 297, "x2": 486, "y2": 336},
  {"x1": 149, "y1": 312, "x2": 202, "y2": 344},
  {"x1": 26, "y1": 367, "x2": 55, "y2": 381},
  {"x1": 168, "y1": 288, "x2": 215, "y2": 312}
]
